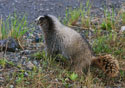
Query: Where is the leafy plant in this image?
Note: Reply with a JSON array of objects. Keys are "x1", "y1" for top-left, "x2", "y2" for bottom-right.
[
  {"x1": 0, "y1": 59, "x2": 14, "y2": 68},
  {"x1": 0, "y1": 59, "x2": 7, "y2": 68},
  {"x1": 69, "y1": 72, "x2": 78, "y2": 81},
  {"x1": 33, "y1": 51, "x2": 43, "y2": 60},
  {"x1": 16, "y1": 72, "x2": 25, "y2": 83}
]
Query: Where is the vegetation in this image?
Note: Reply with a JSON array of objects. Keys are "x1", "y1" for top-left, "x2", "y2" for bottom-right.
[
  {"x1": 2, "y1": 52, "x2": 103, "y2": 88},
  {"x1": 93, "y1": 30, "x2": 125, "y2": 59},
  {"x1": 63, "y1": 0, "x2": 91, "y2": 29},
  {"x1": 122, "y1": 11, "x2": 125, "y2": 25},
  {"x1": 0, "y1": 58, "x2": 15, "y2": 68},
  {"x1": 0, "y1": 13, "x2": 30, "y2": 40},
  {"x1": 63, "y1": 7, "x2": 81, "y2": 26}
]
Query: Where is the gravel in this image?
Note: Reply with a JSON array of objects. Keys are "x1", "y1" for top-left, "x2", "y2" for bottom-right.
[{"x1": 0, "y1": 0, "x2": 124, "y2": 22}]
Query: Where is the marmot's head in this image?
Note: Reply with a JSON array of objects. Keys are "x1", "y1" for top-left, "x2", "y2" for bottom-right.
[
  {"x1": 35, "y1": 15, "x2": 53, "y2": 27},
  {"x1": 35, "y1": 15, "x2": 62, "y2": 31}
]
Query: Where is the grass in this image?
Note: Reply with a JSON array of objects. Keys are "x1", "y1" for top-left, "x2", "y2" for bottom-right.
[
  {"x1": 80, "y1": 0, "x2": 91, "y2": 29},
  {"x1": 63, "y1": 7, "x2": 81, "y2": 26},
  {"x1": 32, "y1": 51, "x2": 43, "y2": 60},
  {"x1": 0, "y1": 58, "x2": 15, "y2": 68},
  {"x1": 122, "y1": 11, "x2": 125, "y2": 25},
  {"x1": 92, "y1": 30, "x2": 125, "y2": 59},
  {"x1": 0, "y1": 12, "x2": 30, "y2": 40},
  {"x1": 0, "y1": 59, "x2": 7, "y2": 68},
  {"x1": 62, "y1": 0, "x2": 91, "y2": 29},
  {"x1": 2, "y1": 58, "x2": 105, "y2": 88},
  {"x1": 63, "y1": 0, "x2": 124, "y2": 31},
  {"x1": 3, "y1": 56, "x2": 98, "y2": 88},
  {"x1": 98, "y1": 8, "x2": 114, "y2": 30}
]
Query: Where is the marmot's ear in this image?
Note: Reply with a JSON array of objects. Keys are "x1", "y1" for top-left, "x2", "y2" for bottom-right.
[
  {"x1": 44, "y1": 14, "x2": 48, "y2": 17},
  {"x1": 44, "y1": 15, "x2": 52, "y2": 22},
  {"x1": 44, "y1": 14, "x2": 50, "y2": 19}
]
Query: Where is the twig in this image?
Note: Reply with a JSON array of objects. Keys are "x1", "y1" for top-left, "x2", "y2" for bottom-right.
[{"x1": 17, "y1": 38, "x2": 24, "y2": 50}]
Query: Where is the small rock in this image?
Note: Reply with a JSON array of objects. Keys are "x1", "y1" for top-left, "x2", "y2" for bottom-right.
[
  {"x1": 0, "y1": 76, "x2": 4, "y2": 85},
  {"x1": 21, "y1": 50, "x2": 31, "y2": 55},
  {"x1": 120, "y1": 26, "x2": 125, "y2": 32},
  {"x1": 33, "y1": 60, "x2": 38, "y2": 65},
  {"x1": 0, "y1": 52, "x2": 3, "y2": 58},
  {"x1": 34, "y1": 36, "x2": 42, "y2": 43},
  {"x1": 22, "y1": 60, "x2": 26, "y2": 65},
  {"x1": 14, "y1": 0, "x2": 18, "y2": 3},
  {"x1": 22, "y1": 56, "x2": 27, "y2": 59},
  {"x1": 0, "y1": 37, "x2": 20, "y2": 52},
  {"x1": 26, "y1": 61, "x2": 34, "y2": 70},
  {"x1": 10, "y1": 85, "x2": 14, "y2": 88},
  {"x1": 24, "y1": 72, "x2": 29, "y2": 77},
  {"x1": 106, "y1": 86, "x2": 111, "y2": 88},
  {"x1": 0, "y1": 66, "x2": 2, "y2": 69},
  {"x1": 82, "y1": 86, "x2": 87, "y2": 88},
  {"x1": 46, "y1": 8, "x2": 49, "y2": 11},
  {"x1": 14, "y1": 57, "x2": 19, "y2": 62},
  {"x1": 27, "y1": 39, "x2": 33, "y2": 43},
  {"x1": 29, "y1": 33, "x2": 34, "y2": 37}
]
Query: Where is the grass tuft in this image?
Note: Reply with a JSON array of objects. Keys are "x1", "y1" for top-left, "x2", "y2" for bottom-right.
[{"x1": 0, "y1": 13, "x2": 29, "y2": 40}]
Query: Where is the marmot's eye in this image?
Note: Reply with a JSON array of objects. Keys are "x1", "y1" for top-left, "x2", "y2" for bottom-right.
[{"x1": 39, "y1": 17, "x2": 45, "y2": 21}]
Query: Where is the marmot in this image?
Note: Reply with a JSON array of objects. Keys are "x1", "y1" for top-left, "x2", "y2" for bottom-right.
[{"x1": 35, "y1": 15, "x2": 119, "y2": 77}]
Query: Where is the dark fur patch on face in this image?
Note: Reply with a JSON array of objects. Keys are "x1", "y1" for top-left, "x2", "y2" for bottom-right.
[
  {"x1": 44, "y1": 15, "x2": 54, "y2": 30},
  {"x1": 38, "y1": 16, "x2": 46, "y2": 25},
  {"x1": 36, "y1": 15, "x2": 55, "y2": 31},
  {"x1": 39, "y1": 16, "x2": 45, "y2": 21}
]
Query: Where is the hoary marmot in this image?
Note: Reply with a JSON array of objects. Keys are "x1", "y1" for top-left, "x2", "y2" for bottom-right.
[{"x1": 35, "y1": 15, "x2": 119, "y2": 77}]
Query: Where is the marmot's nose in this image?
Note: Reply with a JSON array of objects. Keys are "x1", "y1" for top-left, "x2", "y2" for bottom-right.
[
  {"x1": 35, "y1": 19, "x2": 38, "y2": 23},
  {"x1": 35, "y1": 18, "x2": 39, "y2": 25}
]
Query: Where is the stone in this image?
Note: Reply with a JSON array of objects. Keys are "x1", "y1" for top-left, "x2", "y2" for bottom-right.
[
  {"x1": 0, "y1": 76, "x2": 4, "y2": 85},
  {"x1": 0, "y1": 52, "x2": 3, "y2": 58},
  {"x1": 24, "y1": 72, "x2": 29, "y2": 77},
  {"x1": 0, "y1": 37, "x2": 20, "y2": 52},
  {"x1": 33, "y1": 60, "x2": 38, "y2": 65},
  {"x1": 21, "y1": 50, "x2": 31, "y2": 55},
  {"x1": 26, "y1": 61, "x2": 34, "y2": 70},
  {"x1": 34, "y1": 36, "x2": 42, "y2": 43},
  {"x1": 120, "y1": 26, "x2": 125, "y2": 32},
  {"x1": 9, "y1": 85, "x2": 14, "y2": 88}
]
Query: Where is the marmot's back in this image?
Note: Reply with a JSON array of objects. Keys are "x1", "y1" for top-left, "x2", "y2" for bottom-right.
[
  {"x1": 35, "y1": 15, "x2": 119, "y2": 77},
  {"x1": 57, "y1": 26, "x2": 93, "y2": 60}
]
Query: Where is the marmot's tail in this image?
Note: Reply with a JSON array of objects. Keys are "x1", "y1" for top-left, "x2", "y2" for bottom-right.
[{"x1": 92, "y1": 54, "x2": 119, "y2": 77}]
